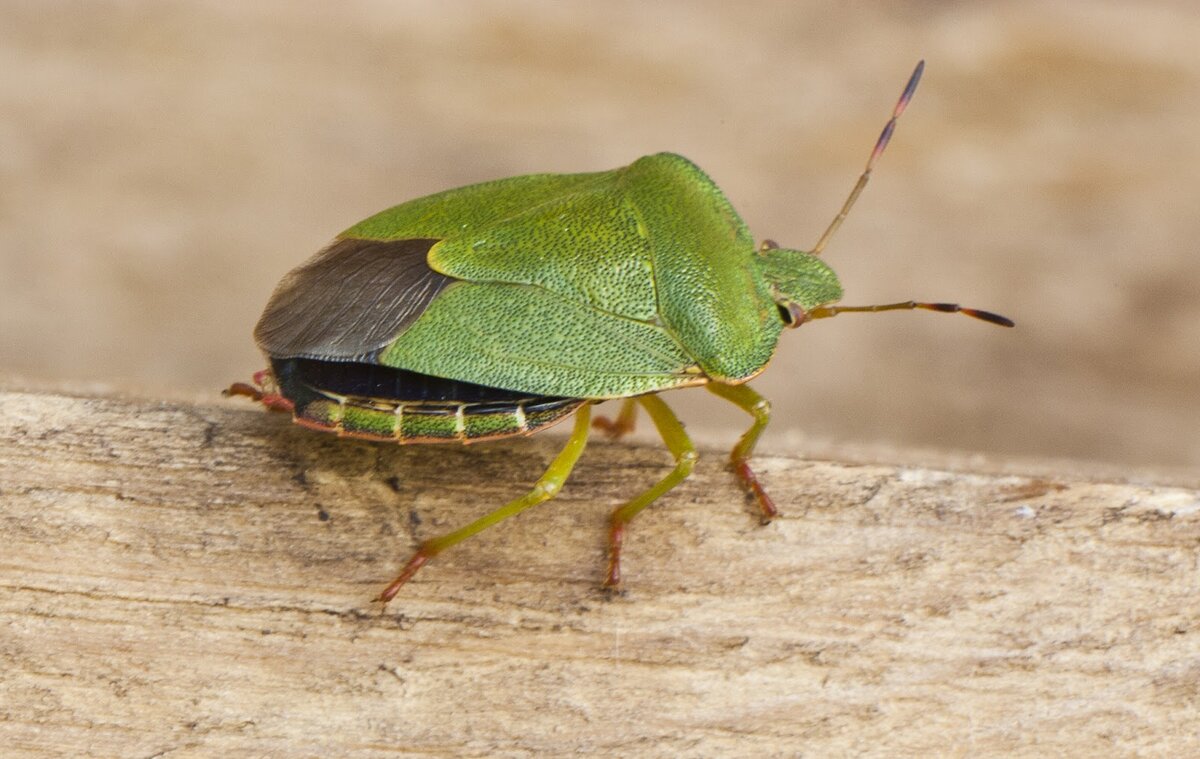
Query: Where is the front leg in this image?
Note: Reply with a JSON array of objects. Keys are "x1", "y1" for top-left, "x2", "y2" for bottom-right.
[{"x1": 705, "y1": 382, "x2": 776, "y2": 523}]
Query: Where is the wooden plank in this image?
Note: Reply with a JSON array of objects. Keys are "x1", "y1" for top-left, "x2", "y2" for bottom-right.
[{"x1": 2, "y1": 389, "x2": 1198, "y2": 757}]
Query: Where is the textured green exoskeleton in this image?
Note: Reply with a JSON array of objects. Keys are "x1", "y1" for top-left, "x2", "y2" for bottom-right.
[{"x1": 228, "y1": 61, "x2": 1013, "y2": 602}]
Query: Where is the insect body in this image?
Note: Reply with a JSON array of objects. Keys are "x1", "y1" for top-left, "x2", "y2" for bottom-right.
[{"x1": 229, "y1": 61, "x2": 1012, "y2": 602}]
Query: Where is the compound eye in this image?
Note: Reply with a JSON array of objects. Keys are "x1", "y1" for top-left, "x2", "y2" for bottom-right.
[{"x1": 778, "y1": 302, "x2": 807, "y2": 329}]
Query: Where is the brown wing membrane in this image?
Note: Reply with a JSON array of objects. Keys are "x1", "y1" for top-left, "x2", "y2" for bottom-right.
[{"x1": 254, "y1": 237, "x2": 450, "y2": 360}]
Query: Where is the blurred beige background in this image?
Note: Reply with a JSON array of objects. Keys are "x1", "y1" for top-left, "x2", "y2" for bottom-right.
[{"x1": 1, "y1": 1, "x2": 1197, "y2": 469}]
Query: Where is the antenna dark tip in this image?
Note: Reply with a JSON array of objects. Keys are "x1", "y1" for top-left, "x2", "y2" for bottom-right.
[
  {"x1": 897, "y1": 60, "x2": 925, "y2": 116},
  {"x1": 963, "y1": 308, "x2": 1015, "y2": 328},
  {"x1": 810, "y1": 60, "x2": 927, "y2": 257}
]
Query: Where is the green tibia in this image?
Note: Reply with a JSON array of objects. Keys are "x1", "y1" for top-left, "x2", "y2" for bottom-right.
[
  {"x1": 605, "y1": 393, "x2": 698, "y2": 587},
  {"x1": 377, "y1": 405, "x2": 595, "y2": 602},
  {"x1": 706, "y1": 381, "x2": 776, "y2": 522},
  {"x1": 421, "y1": 404, "x2": 593, "y2": 558}
]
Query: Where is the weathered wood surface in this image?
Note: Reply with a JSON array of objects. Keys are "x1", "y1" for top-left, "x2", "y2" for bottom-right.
[{"x1": 2, "y1": 389, "x2": 1199, "y2": 758}]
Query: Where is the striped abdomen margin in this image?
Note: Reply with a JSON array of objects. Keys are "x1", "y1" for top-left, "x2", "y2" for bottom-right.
[{"x1": 265, "y1": 357, "x2": 586, "y2": 445}]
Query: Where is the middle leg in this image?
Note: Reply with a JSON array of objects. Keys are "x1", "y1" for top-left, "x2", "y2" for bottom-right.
[
  {"x1": 605, "y1": 394, "x2": 696, "y2": 588},
  {"x1": 593, "y1": 397, "x2": 638, "y2": 439}
]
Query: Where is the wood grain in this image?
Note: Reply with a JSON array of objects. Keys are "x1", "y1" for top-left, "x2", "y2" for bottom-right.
[{"x1": 2, "y1": 390, "x2": 1199, "y2": 757}]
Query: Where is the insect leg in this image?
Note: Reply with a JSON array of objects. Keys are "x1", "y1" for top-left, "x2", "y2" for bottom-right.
[
  {"x1": 592, "y1": 398, "x2": 638, "y2": 439},
  {"x1": 224, "y1": 371, "x2": 294, "y2": 413},
  {"x1": 705, "y1": 382, "x2": 777, "y2": 523},
  {"x1": 605, "y1": 394, "x2": 697, "y2": 588},
  {"x1": 377, "y1": 403, "x2": 593, "y2": 604}
]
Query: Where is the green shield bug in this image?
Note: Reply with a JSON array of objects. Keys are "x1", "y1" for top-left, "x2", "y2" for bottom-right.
[{"x1": 228, "y1": 61, "x2": 1012, "y2": 603}]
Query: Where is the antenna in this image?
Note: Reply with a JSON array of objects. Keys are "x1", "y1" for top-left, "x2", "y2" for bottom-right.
[
  {"x1": 808, "y1": 300, "x2": 1014, "y2": 328},
  {"x1": 810, "y1": 60, "x2": 924, "y2": 256}
]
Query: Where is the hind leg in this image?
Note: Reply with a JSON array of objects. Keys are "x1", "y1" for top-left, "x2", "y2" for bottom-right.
[{"x1": 378, "y1": 404, "x2": 593, "y2": 604}]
